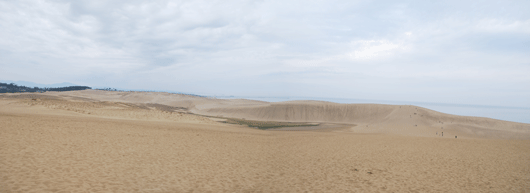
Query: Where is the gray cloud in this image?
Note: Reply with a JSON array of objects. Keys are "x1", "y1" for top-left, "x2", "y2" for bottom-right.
[{"x1": 1, "y1": 0, "x2": 529, "y2": 106}]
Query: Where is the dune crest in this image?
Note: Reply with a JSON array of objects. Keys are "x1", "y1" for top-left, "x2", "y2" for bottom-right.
[
  {"x1": 19, "y1": 90, "x2": 530, "y2": 139},
  {"x1": 196, "y1": 101, "x2": 530, "y2": 139}
]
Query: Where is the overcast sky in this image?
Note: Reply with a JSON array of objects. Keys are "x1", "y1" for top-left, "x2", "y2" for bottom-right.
[{"x1": 1, "y1": 0, "x2": 529, "y2": 107}]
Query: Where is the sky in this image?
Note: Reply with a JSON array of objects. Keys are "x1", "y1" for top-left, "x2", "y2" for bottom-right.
[{"x1": 1, "y1": 0, "x2": 529, "y2": 107}]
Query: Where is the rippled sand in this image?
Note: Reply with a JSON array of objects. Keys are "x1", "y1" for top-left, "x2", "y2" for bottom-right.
[{"x1": 1, "y1": 92, "x2": 529, "y2": 192}]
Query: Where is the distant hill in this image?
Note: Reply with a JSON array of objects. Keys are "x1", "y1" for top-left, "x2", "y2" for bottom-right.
[{"x1": 0, "y1": 82, "x2": 91, "y2": 93}]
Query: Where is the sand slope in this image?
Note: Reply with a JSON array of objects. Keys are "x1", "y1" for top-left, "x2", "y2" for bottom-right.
[
  {"x1": 2, "y1": 91, "x2": 530, "y2": 192},
  {"x1": 1, "y1": 95, "x2": 530, "y2": 192},
  {"x1": 33, "y1": 90, "x2": 530, "y2": 140},
  {"x1": 198, "y1": 101, "x2": 530, "y2": 139}
]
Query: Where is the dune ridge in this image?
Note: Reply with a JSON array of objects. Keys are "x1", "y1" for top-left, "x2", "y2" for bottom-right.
[
  {"x1": 25, "y1": 90, "x2": 530, "y2": 139},
  {"x1": 198, "y1": 101, "x2": 530, "y2": 138}
]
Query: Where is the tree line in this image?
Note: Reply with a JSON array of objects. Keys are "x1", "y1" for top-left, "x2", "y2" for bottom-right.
[{"x1": 0, "y1": 82, "x2": 91, "y2": 93}]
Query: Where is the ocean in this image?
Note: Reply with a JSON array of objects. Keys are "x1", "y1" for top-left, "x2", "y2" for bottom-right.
[{"x1": 215, "y1": 96, "x2": 530, "y2": 124}]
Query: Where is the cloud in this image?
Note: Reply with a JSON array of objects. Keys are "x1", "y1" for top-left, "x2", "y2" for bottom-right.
[
  {"x1": 349, "y1": 40, "x2": 405, "y2": 60},
  {"x1": 0, "y1": 0, "x2": 529, "y2": 107}
]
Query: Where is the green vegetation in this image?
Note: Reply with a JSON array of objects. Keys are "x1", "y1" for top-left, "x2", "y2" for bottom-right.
[
  {"x1": 222, "y1": 118, "x2": 319, "y2": 130},
  {"x1": 0, "y1": 82, "x2": 91, "y2": 93},
  {"x1": 197, "y1": 114, "x2": 319, "y2": 130}
]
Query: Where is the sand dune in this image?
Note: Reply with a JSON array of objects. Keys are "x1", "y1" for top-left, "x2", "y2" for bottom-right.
[
  {"x1": 37, "y1": 90, "x2": 530, "y2": 139},
  {"x1": 1, "y1": 91, "x2": 529, "y2": 192},
  {"x1": 198, "y1": 101, "x2": 530, "y2": 139}
]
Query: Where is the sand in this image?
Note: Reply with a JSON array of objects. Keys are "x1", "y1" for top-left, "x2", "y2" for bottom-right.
[{"x1": 1, "y1": 91, "x2": 529, "y2": 192}]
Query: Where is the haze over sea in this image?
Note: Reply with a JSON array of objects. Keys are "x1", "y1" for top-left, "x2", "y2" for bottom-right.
[{"x1": 217, "y1": 96, "x2": 530, "y2": 124}]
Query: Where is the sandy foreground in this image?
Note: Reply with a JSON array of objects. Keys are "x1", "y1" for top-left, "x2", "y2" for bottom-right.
[{"x1": 1, "y1": 91, "x2": 529, "y2": 192}]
